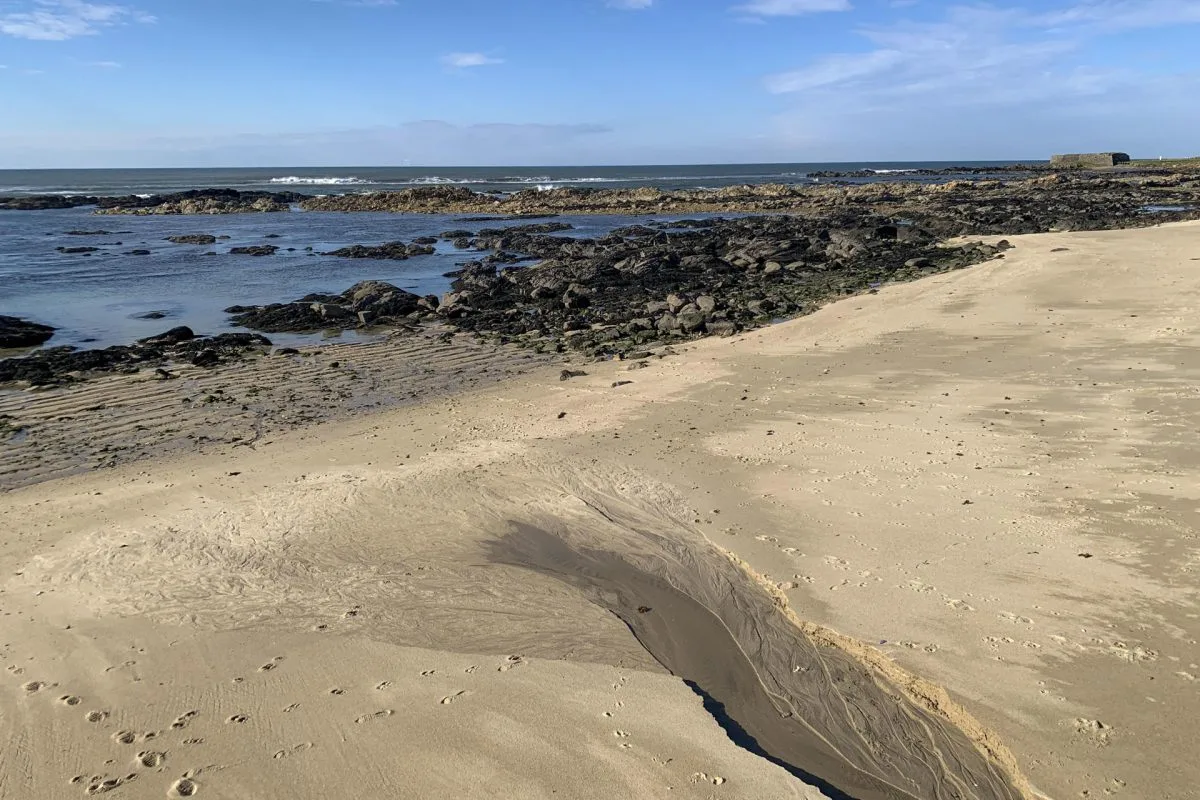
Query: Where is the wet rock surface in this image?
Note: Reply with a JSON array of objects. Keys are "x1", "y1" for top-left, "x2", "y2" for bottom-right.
[
  {"x1": 229, "y1": 244, "x2": 279, "y2": 256},
  {"x1": 324, "y1": 241, "x2": 436, "y2": 260},
  {"x1": 0, "y1": 316, "x2": 57, "y2": 349},
  {"x1": 428, "y1": 214, "x2": 1008, "y2": 358},
  {"x1": 167, "y1": 234, "x2": 220, "y2": 245},
  {"x1": 223, "y1": 214, "x2": 1005, "y2": 361},
  {"x1": 0, "y1": 329, "x2": 272, "y2": 386},
  {"x1": 225, "y1": 280, "x2": 433, "y2": 333}
]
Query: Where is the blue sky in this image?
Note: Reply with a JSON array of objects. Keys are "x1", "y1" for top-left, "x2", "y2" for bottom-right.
[{"x1": 0, "y1": 0, "x2": 1198, "y2": 167}]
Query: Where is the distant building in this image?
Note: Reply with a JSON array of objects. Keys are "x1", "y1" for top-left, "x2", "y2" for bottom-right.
[{"x1": 1050, "y1": 152, "x2": 1132, "y2": 168}]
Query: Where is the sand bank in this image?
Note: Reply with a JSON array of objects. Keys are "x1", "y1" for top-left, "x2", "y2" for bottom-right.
[{"x1": 4, "y1": 221, "x2": 1199, "y2": 799}]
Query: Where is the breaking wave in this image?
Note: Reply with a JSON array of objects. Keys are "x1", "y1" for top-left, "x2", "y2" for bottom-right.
[{"x1": 268, "y1": 176, "x2": 377, "y2": 185}]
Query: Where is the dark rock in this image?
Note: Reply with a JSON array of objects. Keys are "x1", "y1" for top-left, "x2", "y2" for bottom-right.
[
  {"x1": 227, "y1": 281, "x2": 422, "y2": 333},
  {"x1": 191, "y1": 349, "x2": 220, "y2": 367},
  {"x1": 126, "y1": 250, "x2": 152, "y2": 256},
  {"x1": 560, "y1": 369, "x2": 588, "y2": 381},
  {"x1": 324, "y1": 242, "x2": 411, "y2": 260},
  {"x1": 0, "y1": 315, "x2": 56, "y2": 348},
  {"x1": 167, "y1": 234, "x2": 218, "y2": 245},
  {"x1": 56, "y1": 246, "x2": 99, "y2": 254},
  {"x1": 0, "y1": 331, "x2": 270, "y2": 386},
  {"x1": 138, "y1": 326, "x2": 195, "y2": 345},
  {"x1": 230, "y1": 245, "x2": 279, "y2": 256},
  {"x1": 0, "y1": 195, "x2": 100, "y2": 211},
  {"x1": 133, "y1": 311, "x2": 169, "y2": 320}
]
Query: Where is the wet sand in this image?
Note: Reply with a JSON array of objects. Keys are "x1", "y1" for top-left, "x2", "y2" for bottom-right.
[
  {"x1": 495, "y1": 524, "x2": 1021, "y2": 800},
  {"x1": 4, "y1": 221, "x2": 1200, "y2": 799}
]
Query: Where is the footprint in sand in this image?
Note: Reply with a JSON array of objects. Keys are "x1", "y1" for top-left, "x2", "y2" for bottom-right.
[
  {"x1": 329, "y1": 688, "x2": 345, "y2": 696},
  {"x1": 22, "y1": 680, "x2": 46, "y2": 693},
  {"x1": 84, "y1": 775, "x2": 131, "y2": 795},
  {"x1": 613, "y1": 730, "x2": 630, "y2": 738},
  {"x1": 171, "y1": 711, "x2": 199, "y2": 730},
  {"x1": 226, "y1": 714, "x2": 249, "y2": 724},
  {"x1": 419, "y1": 670, "x2": 436, "y2": 677},
  {"x1": 354, "y1": 710, "x2": 394, "y2": 724},
  {"x1": 258, "y1": 663, "x2": 277, "y2": 673},
  {"x1": 282, "y1": 703, "x2": 301, "y2": 713},
  {"x1": 440, "y1": 691, "x2": 468, "y2": 705},
  {"x1": 169, "y1": 777, "x2": 199, "y2": 797},
  {"x1": 999, "y1": 612, "x2": 1034, "y2": 625},
  {"x1": 273, "y1": 742, "x2": 314, "y2": 759},
  {"x1": 137, "y1": 751, "x2": 166, "y2": 769},
  {"x1": 112, "y1": 731, "x2": 138, "y2": 745},
  {"x1": 692, "y1": 772, "x2": 727, "y2": 786},
  {"x1": 375, "y1": 681, "x2": 393, "y2": 690},
  {"x1": 59, "y1": 694, "x2": 82, "y2": 706},
  {"x1": 85, "y1": 710, "x2": 110, "y2": 723},
  {"x1": 497, "y1": 656, "x2": 524, "y2": 672},
  {"x1": 464, "y1": 665, "x2": 479, "y2": 675}
]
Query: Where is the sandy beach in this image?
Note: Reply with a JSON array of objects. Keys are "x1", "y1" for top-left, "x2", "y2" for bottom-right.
[{"x1": 3, "y1": 220, "x2": 1199, "y2": 799}]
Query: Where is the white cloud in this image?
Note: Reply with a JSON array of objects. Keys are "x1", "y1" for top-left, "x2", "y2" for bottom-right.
[
  {"x1": 734, "y1": 0, "x2": 851, "y2": 16},
  {"x1": 88, "y1": 60, "x2": 120, "y2": 67},
  {"x1": 0, "y1": 0, "x2": 152, "y2": 41},
  {"x1": 608, "y1": 0, "x2": 654, "y2": 9},
  {"x1": 761, "y1": 0, "x2": 1200, "y2": 159},
  {"x1": 441, "y1": 52, "x2": 504, "y2": 68}
]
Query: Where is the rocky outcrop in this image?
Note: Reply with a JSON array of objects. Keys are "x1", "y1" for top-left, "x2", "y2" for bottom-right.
[
  {"x1": 167, "y1": 234, "x2": 220, "y2": 245},
  {"x1": 230, "y1": 245, "x2": 279, "y2": 256},
  {"x1": 1051, "y1": 153, "x2": 1131, "y2": 168},
  {"x1": 0, "y1": 316, "x2": 56, "y2": 348},
  {"x1": 325, "y1": 241, "x2": 436, "y2": 260},
  {"x1": 227, "y1": 280, "x2": 433, "y2": 333},
  {"x1": 0, "y1": 195, "x2": 100, "y2": 210},
  {"x1": 92, "y1": 189, "x2": 303, "y2": 216},
  {"x1": 293, "y1": 173, "x2": 1200, "y2": 225},
  {"x1": 221, "y1": 215, "x2": 1008, "y2": 360},
  {"x1": 0, "y1": 330, "x2": 271, "y2": 386}
]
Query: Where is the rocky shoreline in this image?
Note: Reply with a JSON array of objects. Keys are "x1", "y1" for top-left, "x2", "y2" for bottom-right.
[{"x1": 2, "y1": 170, "x2": 1198, "y2": 387}]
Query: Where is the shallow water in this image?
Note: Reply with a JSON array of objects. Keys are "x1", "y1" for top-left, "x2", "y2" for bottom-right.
[{"x1": 0, "y1": 208, "x2": 659, "y2": 350}]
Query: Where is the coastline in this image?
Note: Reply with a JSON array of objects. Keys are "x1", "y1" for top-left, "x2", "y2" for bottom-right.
[{"x1": 5, "y1": 220, "x2": 1199, "y2": 798}]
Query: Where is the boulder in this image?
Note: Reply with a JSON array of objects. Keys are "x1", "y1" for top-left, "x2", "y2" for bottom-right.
[
  {"x1": 230, "y1": 245, "x2": 278, "y2": 256},
  {"x1": 138, "y1": 326, "x2": 195, "y2": 345},
  {"x1": 0, "y1": 315, "x2": 56, "y2": 348}
]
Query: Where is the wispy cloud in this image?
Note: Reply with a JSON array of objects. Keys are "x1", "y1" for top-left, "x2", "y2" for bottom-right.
[
  {"x1": 608, "y1": 0, "x2": 654, "y2": 9},
  {"x1": 0, "y1": 0, "x2": 153, "y2": 41},
  {"x1": 762, "y1": 0, "x2": 1200, "y2": 158},
  {"x1": 765, "y1": 1, "x2": 1200, "y2": 100},
  {"x1": 734, "y1": 0, "x2": 851, "y2": 17},
  {"x1": 440, "y1": 52, "x2": 504, "y2": 68},
  {"x1": 87, "y1": 59, "x2": 120, "y2": 67}
]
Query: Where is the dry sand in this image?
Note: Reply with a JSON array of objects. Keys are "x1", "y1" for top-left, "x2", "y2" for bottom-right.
[{"x1": 3, "y1": 221, "x2": 1200, "y2": 799}]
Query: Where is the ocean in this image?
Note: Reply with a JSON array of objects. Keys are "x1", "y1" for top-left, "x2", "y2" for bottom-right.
[
  {"x1": 0, "y1": 162, "x2": 1031, "y2": 197},
  {"x1": 0, "y1": 162, "x2": 1031, "y2": 353}
]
